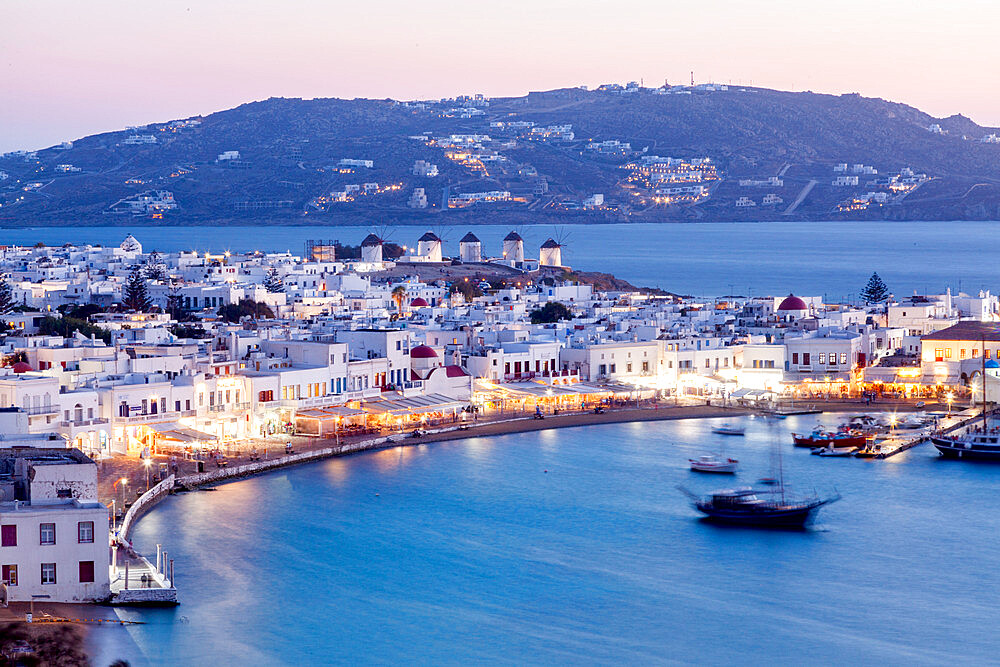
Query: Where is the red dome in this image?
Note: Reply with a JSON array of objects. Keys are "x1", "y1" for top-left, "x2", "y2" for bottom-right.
[
  {"x1": 11, "y1": 362, "x2": 32, "y2": 374},
  {"x1": 778, "y1": 294, "x2": 808, "y2": 311},
  {"x1": 410, "y1": 297, "x2": 429, "y2": 307},
  {"x1": 410, "y1": 345, "x2": 438, "y2": 359}
]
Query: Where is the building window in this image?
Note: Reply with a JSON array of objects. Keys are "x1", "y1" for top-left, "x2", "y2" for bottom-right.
[
  {"x1": 792, "y1": 353, "x2": 798, "y2": 364},
  {"x1": 803, "y1": 353, "x2": 810, "y2": 365},
  {"x1": 41, "y1": 562, "x2": 56, "y2": 585},
  {"x1": 961, "y1": 349, "x2": 967, "y2": 359},
  {"x1": 627, "y1": 363, "x2": 633, "y2": 373},
  {"x1": 829, "y1": 355, "x2": 837, "y2": 366},
  {"x1": 609, "y1": 364, "x2": 616, "y2": 374},
  {"x1": 840, "y1": 353, "x2": 848, "y2": 364},
  {"x1": 642, "y1": 361, "x2": 649, "y2": 372},
  {"x1": 946, "y1": 349, "x2": 952, "y2": 358},
  {"x1": 2, "y1": 564, "x2": 17, "y2": 586},
  {"x1": 1, "y1": 525, "x2": 15, "y2": 547},
  {"x1": 818, "y1": 353, "x2": 826, "y2": 364},
  {"x1": 78, "y1": 521, "x2": 94, "y2": 544},
  {"x1": 79, "y1": 561, "x2": 95, "y2": 584},
  {"x1": 40, "y1": 523, "x2": 55, "y2": 545},
  {"x1": 934, "y1": 349, "x2": 945, "y2": 362}
]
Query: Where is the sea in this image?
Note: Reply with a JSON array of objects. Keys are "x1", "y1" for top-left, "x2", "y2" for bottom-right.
[
  {"x1": 97, "y1": 414, "x2": 1000, "y2": 666},
  {"x1": 2, "y1": 220, "x2": 1000, "y2": 298}
]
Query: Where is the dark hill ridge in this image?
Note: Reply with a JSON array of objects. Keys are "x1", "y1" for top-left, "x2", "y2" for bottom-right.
[{"x1": 2, "y1": 85, "x2": 999, "y2": 226}]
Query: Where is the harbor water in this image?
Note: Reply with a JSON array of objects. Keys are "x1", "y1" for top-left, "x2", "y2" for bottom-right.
[
  {"x1": 3, "y1": 220, "x2": 1000, "y2": 298},
  {"x1": 102, "y1": 414, "x2": 1000, "y2": 665}
]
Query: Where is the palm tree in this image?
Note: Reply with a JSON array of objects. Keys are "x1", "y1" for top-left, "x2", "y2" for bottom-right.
[{"x1": 391, "y1": 285, "x2": 407, "y2": 315}]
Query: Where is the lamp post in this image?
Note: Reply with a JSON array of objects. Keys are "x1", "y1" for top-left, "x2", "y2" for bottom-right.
[
  {"x1": 113, "y1": 477, "x2": 128, "y2": 508},
  {"x1": 143, "y1": 458, "x2": 152, "y2": 491},
  {"x1": 946, "y1": 392, "x2": 954, "y2": 417}
]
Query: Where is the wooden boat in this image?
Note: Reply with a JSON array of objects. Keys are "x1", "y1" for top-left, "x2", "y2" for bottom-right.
[
  {"x1": 712, "y1": 423, "x2": 745, "y2": 436},
  {"x1": 679, "y1": 486, "x2": 840, "y2": 528},
  {"x1": 793, "y1": 427, "x2": 868, "y2": 449},
  {"x1": 689, "y1": 455, "x2": 739, "y2": 474}
]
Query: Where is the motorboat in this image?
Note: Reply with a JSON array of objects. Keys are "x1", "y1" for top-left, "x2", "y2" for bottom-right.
[
  {"x1": 712, "y1": 424, "x2": 745, "y2": 436},
  {"x1": 689, "y1": 455, "x2": 739, "y2": 474},
  {"x1": 812, "y1": 445, "x2": 858, "y2": 457}
]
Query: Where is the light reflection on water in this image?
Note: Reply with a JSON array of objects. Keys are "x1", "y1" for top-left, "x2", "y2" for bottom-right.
[{"x1": 113, "y1": 415, "x2": 1000, "y2": 665}]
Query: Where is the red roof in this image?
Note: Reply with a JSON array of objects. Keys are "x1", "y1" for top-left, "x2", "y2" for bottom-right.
[
  {"x1": 410, "y1": 344, "x2": 438, "y2": 359},
  {"x1": 410, "y1": 297, "x2": 429, "y2": 307},
  {"x1": 445, "y1": 365, "x2": 469, "y2": 377},
  {"x1": 778, "y1": 295, "x2": 808, "y2": 311},
  {"x1": 11, "y1": 362, "x2": 32, "y2": 374}
]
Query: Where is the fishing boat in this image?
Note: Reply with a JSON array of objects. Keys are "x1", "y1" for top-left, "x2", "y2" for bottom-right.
[
  {"x1": 689, "y1": 455, "x2": 739, "y2": 474},
  {"x1": 712, "y1": 423, "x2": 745, "y2": 436},
  {"x1": 678, "y1": 486, "x2": 840, "y2": 528},
  {"x1": 853, "y1": 443, "x2": 883, "y2": 458},
  {"x1": 792, "y1": 426, "x2": 868, "y2": 449}
]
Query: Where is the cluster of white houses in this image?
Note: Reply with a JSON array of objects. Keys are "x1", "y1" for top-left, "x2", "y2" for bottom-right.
[{"x1": 3, "y1": 234, "x2": 1000, "y2": 601}]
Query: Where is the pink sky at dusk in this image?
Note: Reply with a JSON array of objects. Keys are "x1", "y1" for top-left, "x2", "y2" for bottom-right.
[{"x1": 2, "y1": 0, "x2": 999, "y2": 152}]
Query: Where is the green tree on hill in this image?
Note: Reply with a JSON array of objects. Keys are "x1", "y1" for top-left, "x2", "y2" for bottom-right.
[
  {"x1": 530, "y1": 301, "x2": 573, "y2": 324},
  {"x1": 217, "y1": 299, "x2": 274, "y2": 323},
  {"x1": 860, "y1": 272, "x2": 889, "y2": 304}
]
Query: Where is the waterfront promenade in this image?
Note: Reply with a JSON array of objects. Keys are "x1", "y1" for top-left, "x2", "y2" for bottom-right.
[{"x1": 97, "y1": 395, "x2": 945, "y2": 507}]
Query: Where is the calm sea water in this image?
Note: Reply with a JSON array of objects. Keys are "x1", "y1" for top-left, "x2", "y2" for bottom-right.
[
  {"x1": 2, "y1": 221, "x2": 999, "y2": 298},
  {"x1": 97, "y1": 415, "x2": 1000, "y2": 666}
]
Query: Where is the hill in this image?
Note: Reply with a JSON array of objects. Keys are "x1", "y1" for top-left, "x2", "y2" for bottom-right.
[{"x1": 2, "y1": 84, "x2": 1000, "y2": 226}]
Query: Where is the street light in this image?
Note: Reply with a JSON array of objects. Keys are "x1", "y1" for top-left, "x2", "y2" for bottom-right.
[
  {"x1": 946, "y1": 392, "x2": 955, "y2": 417},
  {"x1": 143, "y1": 458, "x2": 152, "y2": 491},
  {"x1": 113, "y1": 477, "x2": 128, "y2": 507}
]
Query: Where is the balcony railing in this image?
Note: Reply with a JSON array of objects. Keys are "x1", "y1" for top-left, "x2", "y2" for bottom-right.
[
  {"x1": 118, "y1": 410, "x2": 181, "y2": 424},
  {"x1": 24, "y1": 405, "x2": 60, "y2": 416}
]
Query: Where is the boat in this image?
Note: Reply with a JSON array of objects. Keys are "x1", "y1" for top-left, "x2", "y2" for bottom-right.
[
  {"x1": 689, "y1": 455, "x2": 739, "y2": 474},
  {"x1": 679, "y1": 486, "x2": 840, "y2": 528},
  {"x1": 792, "y1": 426, "x2": 869, "y2": 449},
  {"x1": 853, "y1": 443, "x2": 883, "y2": 458},
  {"x1": 932, "y1": 431, "x2": 1000, "y2": 460},
  {"x1": 812, "y1": 445, "x2": 857, "y2": 457},
  {"x1": 712, "y1": 423, "x2": 745, "y2": 436}
]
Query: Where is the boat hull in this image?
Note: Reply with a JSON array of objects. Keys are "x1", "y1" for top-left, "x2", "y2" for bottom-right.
[
  {"x1": 932, "y1": 437, "x2": 1000, "y2": 461},
  {"x1": 694, "y1": 502, "x2": 824, "y2": 527},
  {"x1": 793, "y1": 434, "x2": 868, "y2": 448},
  {"x1": 689, "y1": 461, "x2": 738, "y2": 474}
]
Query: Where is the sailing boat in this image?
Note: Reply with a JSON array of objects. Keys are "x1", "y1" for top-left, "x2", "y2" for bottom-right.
[{"x1": 680, "y1": 429, "x2": 840, "y2": 527}]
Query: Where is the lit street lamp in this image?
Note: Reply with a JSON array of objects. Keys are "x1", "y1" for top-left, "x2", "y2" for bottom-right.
[
  {"x1": 946, "y1": 392, "x2": 955, "y2": 417},
  {"x1": 113, "y1": 477, "x2": 128, "y2": 507},
  {"x1": 143, "y1": 458, "x2": 152, "y2": 491}
]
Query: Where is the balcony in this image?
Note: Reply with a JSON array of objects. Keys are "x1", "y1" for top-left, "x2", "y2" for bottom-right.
[
  {"x1": 119, "y1": 410, "x2": 181, "y2": 424},
  {"x1": 24, "y1": 405, "x2": 60, "y2": 416}
]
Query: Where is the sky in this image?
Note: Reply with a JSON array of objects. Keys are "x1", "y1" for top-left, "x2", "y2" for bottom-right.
[{"x1": 2, "y1": 0, "x2": 999, "y2": 153}]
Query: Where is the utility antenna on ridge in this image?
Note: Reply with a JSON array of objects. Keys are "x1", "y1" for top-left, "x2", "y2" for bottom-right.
[{"x1": 690, "y1": 71, "x2": 694, "y2": 86}]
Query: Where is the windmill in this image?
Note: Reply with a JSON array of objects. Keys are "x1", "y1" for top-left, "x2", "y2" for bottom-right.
[{"x1": 539, "y1": 226, "x2": 570, "y2": 268}]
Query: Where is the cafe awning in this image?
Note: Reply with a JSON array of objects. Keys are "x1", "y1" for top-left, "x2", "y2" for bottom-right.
[{"x1": 146, "y1": 422, "x2": 218, "y2": 443}]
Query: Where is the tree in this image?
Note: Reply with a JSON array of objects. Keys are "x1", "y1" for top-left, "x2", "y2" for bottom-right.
[
  {"x1": 391, "y1": 286, "x2": 407, "y2": 314},
  {"x1": 217, "y1": 299, "x2": 274, "y2": 323},
  {"x1": 530, "y1": 301, "x2": 573, "y2": 324},
  {"x1": 37, "y1": 316, "x2": 112, "y2": 343},
  {"x1": 264, "y1": 267, "x2": 284, "y2": 293},
  {"x1": 860, "y1": 272, "x2": 889, "y2": 304},
  {"x1": 165, "y1": 280, "x2": 184, "y2": 319},
  {"x1": 0, "y1": 276, "x2": 15, "y2": 315},
  {"x1": 143, "y1": 250, "x2": 168, "y2": 282},
  {"x1": 122, "y1": 266, "x2": 152, "y2": 312},
  {"x1": 449, "y1": 280, "x2": 483, "y2": 302}
]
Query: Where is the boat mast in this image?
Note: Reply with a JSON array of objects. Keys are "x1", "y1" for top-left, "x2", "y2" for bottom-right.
[{"x1": 983, "y1": 334, "x2": 988, "y2": 431}]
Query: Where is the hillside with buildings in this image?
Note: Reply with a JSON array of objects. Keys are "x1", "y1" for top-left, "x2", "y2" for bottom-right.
[{"x1": 3, "y1": 84, "x2": 1000, "y2": 225}]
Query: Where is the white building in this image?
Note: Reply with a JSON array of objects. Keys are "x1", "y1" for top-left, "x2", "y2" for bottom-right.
[
  {"x1": 539, "y1": 239, "x2": 563, "y2": 267},
  {"x1": 0, "y1": 448, "x2": 110, "y2": 602}
]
